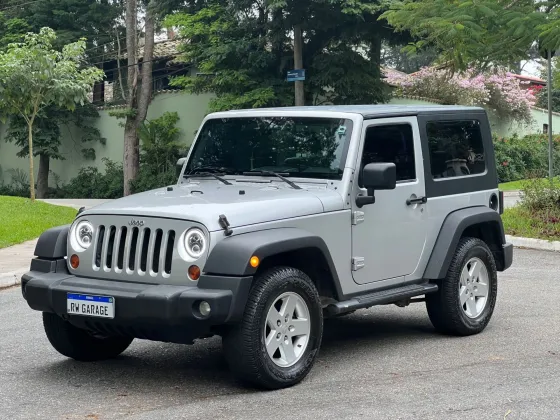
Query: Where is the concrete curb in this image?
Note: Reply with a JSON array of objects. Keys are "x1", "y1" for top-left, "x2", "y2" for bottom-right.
[
  {"x1": 506, "y1": 235, "x2": 560, "y2": 252},
  {"x1": 0, "y1": 270, "x2": 26, "y2": 290}
]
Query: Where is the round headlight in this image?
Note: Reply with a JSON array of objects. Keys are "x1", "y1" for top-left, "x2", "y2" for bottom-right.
[
  {"x1": 184, "y1": 228, "x2": 206, "y2": 259},
  {"x1": 75, "y1": 221, "x2": 94, "y2": 250}
]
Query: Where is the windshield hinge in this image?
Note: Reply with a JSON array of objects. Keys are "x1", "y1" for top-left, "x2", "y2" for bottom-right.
[
  {"x1": 352, "y1": 211, "x2": 365, "y2": 225},
  {"x1": 352, "y1": 257, "x2": 365, "y2": 271},
  {"x1": 219, "y1": 214, "x2": 233, "y2": 237}
]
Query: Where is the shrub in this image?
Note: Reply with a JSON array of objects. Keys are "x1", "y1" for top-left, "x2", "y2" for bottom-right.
[
  {"x1": 520, "y1": 178, "x2": 560, "y2": 212},
  {"x1": 493, "y1": 134, "x2": 560, "y2": 183},
  {"x1": 0, "y1": 168, "x2": 30, "y2": 197},
  {"x1": 61, "y1": 158, "x2": 123, "y2": 199},
  {"x1": 387, "y1": 68, "x2": 536, "y2": 124},
  {"x1": 129, "y1": 168, "x2": 178, "y2": 194},
  {"x1": 130, "y1": 112, "x2": 188, "y2": 194}
]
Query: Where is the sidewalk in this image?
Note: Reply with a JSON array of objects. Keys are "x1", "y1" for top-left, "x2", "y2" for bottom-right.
[
  {"x1": 503, "y1": 190, "x2": 521, "y2": 209},
  {"x1": 0, "y1": 199, "x2": 107, "y2": 289},
  {"x1": 0, "y1": 240, "x2": 37, "y2": 289}
]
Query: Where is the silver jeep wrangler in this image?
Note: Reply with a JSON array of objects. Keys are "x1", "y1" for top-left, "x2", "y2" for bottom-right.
[{"x1": 22, "y1": 105, "x2": 513, "y2": 389}]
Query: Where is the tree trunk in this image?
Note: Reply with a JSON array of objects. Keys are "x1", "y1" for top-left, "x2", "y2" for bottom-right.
[
  {"x1": 122, "y1": 0, "x2": 156, "y2": 196},
  {"x1": 36, "y1": 153, "x2": 50, "y2": 199},
  {"x1": 27, "y1": 122, "x2": 35, "y2": 201},
  {"x1": 136, "y1": 6, "x2": 155, "y2": 124},
  {"x1": 370, "y1": 36, "x2": 382, "y2": 69},
  {"x1": 293, "y1": 24, "x2": 305, "y2": 107},
  {"x1": 123, "y1": 0, "x2": 139, "y2": 196}
]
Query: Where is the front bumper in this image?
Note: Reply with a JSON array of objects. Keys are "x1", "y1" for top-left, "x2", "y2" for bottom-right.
[{"x1": 22, "y1": 258, "x2": 252, "y2": 344}]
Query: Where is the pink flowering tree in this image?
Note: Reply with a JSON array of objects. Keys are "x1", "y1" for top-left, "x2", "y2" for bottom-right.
[{"x1": 385, "y1": 68, "x2": 536, "y2": 124}]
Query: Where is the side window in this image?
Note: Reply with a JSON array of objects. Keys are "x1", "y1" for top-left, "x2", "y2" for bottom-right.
[
  {"x1": 361, "y1": 124, "x2": 416, "y2": 183},
  {"x1": 427, "y1": 120, "x2": 486, "y2": 179}
]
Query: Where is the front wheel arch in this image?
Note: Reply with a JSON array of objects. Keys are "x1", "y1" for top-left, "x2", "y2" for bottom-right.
[
  {"x1": 204, "y1": 228, "x2": 344, "y2": 300},
  {"x1": 34, "y1": 225, "x2": 70, "y2": 259}
]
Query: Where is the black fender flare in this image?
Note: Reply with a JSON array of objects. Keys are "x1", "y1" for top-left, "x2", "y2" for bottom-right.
[
  {"x1": 203, "y1": 228, "x2": 342, "y2": 297},
  {"x1": 34, "y1": 225, "x2": 70, "y2": 259},
  {"x1": 423, "y1": 207, "x2": 506, "y2": 279}
]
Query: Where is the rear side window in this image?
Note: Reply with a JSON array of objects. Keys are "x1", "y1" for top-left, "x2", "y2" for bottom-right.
[{"x1": 426, "y1": 120, "x2": 486, "y2": 179}]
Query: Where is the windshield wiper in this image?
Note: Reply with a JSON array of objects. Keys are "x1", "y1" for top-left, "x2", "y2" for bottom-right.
[
  {"x1": 185, "y1": 172, "x2": 232, "y2": 185},
  {"x1": 187, "y1": 166, "x2": 230, "y2": 174},
  {"x1": 242, "y1": 170, "x2": 301, "y2": 190}
]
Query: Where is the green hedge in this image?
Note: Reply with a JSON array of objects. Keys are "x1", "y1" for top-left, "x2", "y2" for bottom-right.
[{"x1": 493, "y1": 134, "x2": 560, "y2": 183}]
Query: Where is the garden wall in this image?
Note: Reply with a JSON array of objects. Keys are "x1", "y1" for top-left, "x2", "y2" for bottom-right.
[{"x1": 0, "y1": 91, "x2": 213, "y2": 185}]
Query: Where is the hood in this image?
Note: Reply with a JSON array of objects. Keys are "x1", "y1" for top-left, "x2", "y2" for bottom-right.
[{"x1": 81, "y1": 181, "x2": 344, "y2": 231}]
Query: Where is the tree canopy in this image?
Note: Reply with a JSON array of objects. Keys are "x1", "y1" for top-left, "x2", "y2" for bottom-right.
[
  {"x1": 165, "y1": 0, "x2": 406, "y2": 111},
  {"x1": 0, "y1": 0, "x2": 123, "y2": 52},
  {"x1": 381, "y1": 0, "x2": 560, "y2": 73}
]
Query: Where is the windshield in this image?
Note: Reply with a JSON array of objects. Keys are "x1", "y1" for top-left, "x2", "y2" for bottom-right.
[{"x1": 185, "y1": 117, "x2": 353, "y2": 180}]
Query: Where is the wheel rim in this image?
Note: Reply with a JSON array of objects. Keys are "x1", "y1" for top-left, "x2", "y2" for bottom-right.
[
  {"x1": 459, "y1": 257, "x2": 490, "y2": 319},
  {"x1": 264, "y1": 291, "x2": 311, "y2": 368}
]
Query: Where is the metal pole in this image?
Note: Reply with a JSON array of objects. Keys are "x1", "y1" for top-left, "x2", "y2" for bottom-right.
[
  {"x1": 294, "y1": 25, "x2": 305, "y2": 106},
  {"x1": 548, "y1": 49, "x2": 554, "y2": 182}
]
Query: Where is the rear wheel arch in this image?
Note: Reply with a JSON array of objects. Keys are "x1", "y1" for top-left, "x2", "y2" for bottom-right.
[
  {"x1": 424, "y1": 207, "x2": 506, "y2": 279},
  {"x1": 461, "y1": 221, "x2": 506, "y2": 270}
]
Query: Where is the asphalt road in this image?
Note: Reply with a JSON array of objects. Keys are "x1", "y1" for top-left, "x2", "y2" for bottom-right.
[{"x1": 1, "y1": 249, "x2": 559, "y2": 420}]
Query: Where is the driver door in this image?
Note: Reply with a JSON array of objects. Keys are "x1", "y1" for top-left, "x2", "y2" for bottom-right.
[{"x1": 351, "y1": 117, "x2": 428, "y2": 286}]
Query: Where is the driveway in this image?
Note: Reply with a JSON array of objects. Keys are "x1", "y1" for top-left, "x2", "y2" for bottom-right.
[{"x1": 1, "y1": 249, "x2": 559, "y2": 419}]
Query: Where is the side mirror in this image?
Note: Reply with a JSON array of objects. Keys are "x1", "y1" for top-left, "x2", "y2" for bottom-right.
[
  {"x1": 176, "y1": 157, "x2": 187, "y2": 178},
  {"x1": 362, "y1": 163, "x2": 396, "y2": 190},
  {"x1": 356, "y1": 163, "x2": 396, "y2": 207}
]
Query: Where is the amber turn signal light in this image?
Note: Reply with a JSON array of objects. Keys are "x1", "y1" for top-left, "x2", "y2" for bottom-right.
[
  {"x1": 70, "y1": 254, "x2": 80, "y2": 269},
  {"x1": 250, "y1": 256, "x2": 260, "y2": 268},
  {"x1": 188, "y1": 265, "x2": 201, "y2": 281}
]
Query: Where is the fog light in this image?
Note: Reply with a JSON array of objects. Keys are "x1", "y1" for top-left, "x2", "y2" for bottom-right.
[
  {"x1": 188, "y1": 265, "x2": 200, "y2": 281},
  {"x1": 70, "y1": 254, "x2": 80, "y2": 269},
  {"x1": 199, "y1": 301, "x2": 211, "y2": 317}
]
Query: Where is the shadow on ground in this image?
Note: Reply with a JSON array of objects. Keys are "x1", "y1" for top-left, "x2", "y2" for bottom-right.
[{"x1": 33, "y1": 308, "x2": 441, "y2": 398}]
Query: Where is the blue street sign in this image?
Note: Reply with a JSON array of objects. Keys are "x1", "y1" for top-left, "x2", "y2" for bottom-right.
[{"x1": 287, "y1": 69, "x2": 306, "y2": 82}]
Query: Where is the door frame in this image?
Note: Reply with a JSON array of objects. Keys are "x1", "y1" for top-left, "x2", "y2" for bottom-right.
[{"x1": 349, "y1": 116, "x2": 425, "y2": 199}]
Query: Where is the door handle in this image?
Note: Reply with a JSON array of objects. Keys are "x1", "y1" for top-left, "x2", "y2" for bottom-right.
[{"x1": 406, "y1": 196, "x2": 427, "y2": 206}]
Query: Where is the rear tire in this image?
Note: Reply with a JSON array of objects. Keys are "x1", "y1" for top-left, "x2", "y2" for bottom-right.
[
  {"x1": 43, "y1": 312, "x2": 133, "y2": 361},
  {"x1": 223, "y1": 266, "x2": 323, "y2": 389},
  {"x1": 426, "y1": 237, "x2": 498, "y2": 336}
]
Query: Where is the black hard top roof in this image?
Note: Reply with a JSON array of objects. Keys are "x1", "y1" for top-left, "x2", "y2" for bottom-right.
[{"x1": 214, "y1": 105, "x2": 486, "y2": 119}]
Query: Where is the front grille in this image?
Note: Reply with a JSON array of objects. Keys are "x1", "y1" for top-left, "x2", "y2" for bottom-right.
[{"x1": 93, "y1": 225, "x2": 175, "y2": 277}]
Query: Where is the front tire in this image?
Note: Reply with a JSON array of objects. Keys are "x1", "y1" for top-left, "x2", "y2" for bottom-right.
[
  {"x1": 223, "y1": 267, "x2": 323, "y2": 389},
  {"x1": 426, "y1": 237, "x2": 498, "y2": 336},
  {"x1": 43, "y1": 312, "x2": 133, "y2": 361}
]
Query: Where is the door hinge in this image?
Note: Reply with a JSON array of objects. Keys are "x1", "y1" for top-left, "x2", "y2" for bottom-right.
[
  {"x1": 352, "y1": 211, "x2": 365, "y2": 225},
  {"x1": 352, "y1": 257, "x2": 365, "y2": 271}
]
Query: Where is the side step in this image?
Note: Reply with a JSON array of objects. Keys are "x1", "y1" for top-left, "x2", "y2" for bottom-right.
[{"x1": 325, "y1": 283, "x2": 438, "y2": 316}]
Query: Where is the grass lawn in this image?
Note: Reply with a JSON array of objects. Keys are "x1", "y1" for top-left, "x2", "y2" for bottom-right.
[
  {"x1": 0, "y1": 196, "x2": 77, "y2": 249},
  {"x1": 502, "y1": 206, "x2": 560, "y2": 241},
  {"x1": 499, "y1": 177, "x2": 560, "y2": 191}
]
